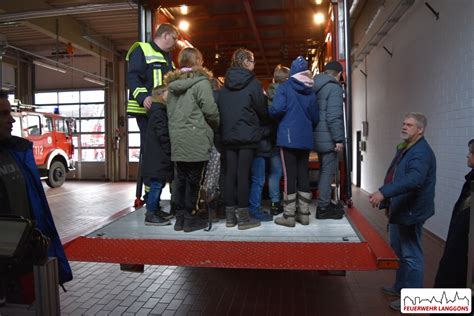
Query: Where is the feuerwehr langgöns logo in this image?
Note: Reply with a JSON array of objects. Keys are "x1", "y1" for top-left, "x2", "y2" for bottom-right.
[{"x1": 401, "y1": 288, "x2": 472, "y2": 314}]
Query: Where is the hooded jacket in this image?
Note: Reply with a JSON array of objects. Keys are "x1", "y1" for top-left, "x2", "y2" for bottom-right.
[
  {"x1": 269, "y1": 77, "x2": 319, "y2": 150},
  {"x1": 379, "y1": 137, "x2": 436, "y2": 226},
  {"x1": 141, "y1": 102, "x2": 173, "y2": 184},
  {"x1": 218, "y1": 67, "x2": 269, "y2": 149},
  {"x1": 165, "y1": 67, "x2": 219, "y2": 162},
  {"x1": 0, "y1": 136, "x2": 73, "y2": 285},
  {"x1": 312, "y1": 73, "x2": 344, "y2": 153}
]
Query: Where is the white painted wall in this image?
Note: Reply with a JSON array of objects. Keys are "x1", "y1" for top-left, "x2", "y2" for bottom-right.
[{"x1": 351, "y1": 0, "x2": 474, "y2": 239}]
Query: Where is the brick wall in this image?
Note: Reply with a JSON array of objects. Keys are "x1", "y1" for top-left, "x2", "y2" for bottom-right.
[{"x1": 351, "y1": 0, "x2": 474, "y2": 239}]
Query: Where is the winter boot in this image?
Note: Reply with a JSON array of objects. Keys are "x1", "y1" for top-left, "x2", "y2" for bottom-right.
[
  {"x1": 174, "y1": 210, "x2": 185, "y2": 231},
  {"x1": 236, "y1": 207, "x2": 261, "y2": 230},
  {"x1": 225, "y1": 206, "x2": 237, "y2": 227},
  {"x1": 183, "y1": 215, "x2": 208, "y2": 233},
  {"x1": 296, "y1": 191, "x2": 312, "y2": 225},
  {"x1": 270, "y1": 201, "x2": 283, "y2": 216},
  {"x1": 249, "y1": 208, "x2": 273, "y2": 222},
  {"x1": 274, "y1": 193, "x2": 297, "y2": 227}
]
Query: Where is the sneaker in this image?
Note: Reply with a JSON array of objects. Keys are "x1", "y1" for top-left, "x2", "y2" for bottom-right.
[
  {"x1": 381, "y1": 286, "x2": 400, "y2": 297},
  {"x1": 315, "y1": 206, "x2": 343, "y2": 220},
  {"x1": 145, "y1": 213, "x2": 170, "y2": 226},
  {"x1": 271, "y1": 202, "x2": 283, "y2": 216},
  {"x1": 389, "y1": 299, "x2": 400, "y2": 311},
  {"x1": 328, "y1": 203, "x2": 345, "y2": 217},
  {"x1": 156, "y1": 210, "x2": 174, "y2": 220}
]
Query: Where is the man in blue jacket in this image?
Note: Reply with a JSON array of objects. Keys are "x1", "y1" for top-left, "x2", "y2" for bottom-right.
[
  {"x1": 369, "y1": 112, "x2": 436, "y2": 311},
  {"x1": 0, "y1": 91, "x2": 72, "y2": 304}
]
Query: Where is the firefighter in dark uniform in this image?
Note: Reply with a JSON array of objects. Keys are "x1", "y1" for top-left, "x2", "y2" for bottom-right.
[{"x1": 126, "y1": 23, "x2": 178, "y2": 204}]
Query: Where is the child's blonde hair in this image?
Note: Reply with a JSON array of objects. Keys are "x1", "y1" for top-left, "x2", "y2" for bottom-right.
[{"x1": 151, "y1": 84, "x2": 168, "y2": 103}]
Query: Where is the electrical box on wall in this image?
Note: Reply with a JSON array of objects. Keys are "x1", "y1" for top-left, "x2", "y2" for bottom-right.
[{"x1": 362, "y1": 121, "x2": 368, "y2": 137}]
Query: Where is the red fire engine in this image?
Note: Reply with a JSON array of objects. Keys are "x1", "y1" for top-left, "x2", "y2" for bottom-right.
[{"x1": 11, "y1": 105, "x2": 75, "y2": 188}]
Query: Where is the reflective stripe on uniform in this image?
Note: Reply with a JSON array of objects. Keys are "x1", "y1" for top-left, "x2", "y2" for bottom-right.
[
  {"x1": 153, "y1": 69, "x2": 162, "y2": 88},
  {"x1": 139, "y1": 43, "x2": 166, "y2": 64},
  {"x1": 126, "y1": 41, "x2": 169, "y2": 115},
  {"x1": 127, "y1": 100, "x2": 146, "y2": 115},
  {"x1": 133, "y1": 87, "x2": 148, "y2": 99}
]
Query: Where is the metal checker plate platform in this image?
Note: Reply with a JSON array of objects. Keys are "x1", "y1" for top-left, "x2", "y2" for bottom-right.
[{"x1": 64, "y1": 202, "x2": 398, "y2": 271}]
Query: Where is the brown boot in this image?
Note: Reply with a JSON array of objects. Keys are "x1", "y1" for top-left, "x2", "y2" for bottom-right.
[
  {"x1": 274, "y1": 193, "x2": 297, "y2": 227},
  {"x1": 236, "y1": 208, "x2": 261, "y2": 230},
  {"x1": 296, "y1": 191, "x2": 312, "y2": 225},
  {"x1": 225, "y1": 206, "x2": 237, "y2": 227}
]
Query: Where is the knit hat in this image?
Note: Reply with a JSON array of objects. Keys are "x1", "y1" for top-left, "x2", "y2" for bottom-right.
[
  {"x1": 289, "y1": 56, "x2": 308, "y2": 76},
  {"x1": 324, "y1": 60, "x2": 343, "y2": 73}
]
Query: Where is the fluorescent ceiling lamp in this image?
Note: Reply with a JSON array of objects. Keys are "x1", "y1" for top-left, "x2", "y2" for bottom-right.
[
  {"x1": 180, "y1": 5, "x2": 188, "y2": 15},
  {"x1": 83, "y1": 76, "x2": 105, "y2": 86},
  {"x1": 33, "y1": 60, "x2": 67, "y2": 74},
  {"x1": 315, "y1": 0, "x2": 323, "y2": 4}
]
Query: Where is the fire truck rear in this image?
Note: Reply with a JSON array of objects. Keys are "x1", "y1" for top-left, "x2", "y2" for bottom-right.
[{"x1": 11, "y1": 105, "x2": 75, "y2": 188}]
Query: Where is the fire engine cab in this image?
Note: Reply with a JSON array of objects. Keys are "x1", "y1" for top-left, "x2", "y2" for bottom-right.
[{"x1": 11, "y1": 104, "x2": 75, "y2": 188}]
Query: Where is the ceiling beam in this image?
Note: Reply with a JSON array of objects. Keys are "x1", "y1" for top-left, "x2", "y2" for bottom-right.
[
  {"x1": 187, "y1": 8, "x2": 311, "y2": 21},
  {"x1": 24, "y1": 17, "x2": 114, "y2": 60},
  {"x1": 146, "y1": 0, "x2": 242, "y2": 7},
  {"x1": 0, "y1": 1, "x2": 117, "y2": 60},
  {"x1": 196, "y1": 36, "x2": 315, "y2": 47},
  {"x1": 190, "y1": 22, "x2": 314, "y2": 37},
  {"x1": 0, "y1": 3, "x2": 136, "y2": 23}
]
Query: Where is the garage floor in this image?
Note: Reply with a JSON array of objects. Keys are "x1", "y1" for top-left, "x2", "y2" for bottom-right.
[{"x1": 5, "y1": 181, "x2": 447, "y2": 315}]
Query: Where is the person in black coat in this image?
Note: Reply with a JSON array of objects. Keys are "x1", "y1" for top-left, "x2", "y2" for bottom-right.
[
  {"x1": 434, "y1": 139, "x2": 474, "y2": 288},
  {"x1": 218, "y1": 48, "x2": 269, "y2": 230},
  {"x1": 141, "y1": 85, "x2": 174, "y2": 226}
]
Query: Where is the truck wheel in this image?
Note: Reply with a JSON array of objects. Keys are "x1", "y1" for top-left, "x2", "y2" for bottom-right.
[{"x1": 46, "y1": 161, "x2": 66, "y2": 188}]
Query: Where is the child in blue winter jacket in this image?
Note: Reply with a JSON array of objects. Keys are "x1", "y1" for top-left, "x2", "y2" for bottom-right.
[{"x1": 269, "y1": 56, "x2": 319, "y2": 227}]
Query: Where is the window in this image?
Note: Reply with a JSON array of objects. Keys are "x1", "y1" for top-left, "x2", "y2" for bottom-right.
[
  {"x1": 128, "y1": 117, "x2": 141, "y2": 162},
  {"x1": 34, "y1": 89, "x2": 105, "y2": 162},
  {"x1": 24, "y1": 115, "x2": 41, "y2": 136}
]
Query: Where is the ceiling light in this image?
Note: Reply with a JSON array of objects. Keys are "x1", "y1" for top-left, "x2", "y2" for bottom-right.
[
  {"x1": 83, "y1": 76, "x2": 105, "y2": 86},
  {"x1": 180, "y1": 5, "x2": 188, "y2": 15},
  {"x1": 33, "y1": 60, "x2": 66, "y2": 74},
  {"x1": 313, "y1": 12, "x2": 325, "y2": 25},
  {"x1": 179, "y1": 20, "x2": 190, "y2": 31},
  {"x1": 315, "y1": 0, "x2": 323, "y2": 4}
]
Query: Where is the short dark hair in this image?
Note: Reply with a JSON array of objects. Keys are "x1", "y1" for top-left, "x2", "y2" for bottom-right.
[
  {"x1": 469, "y1": 139, "x2": 474, "y2": 154},
  {"x1": 155, "y1": 23, "x2": 179, "y2": 38},
  {"x1": 0, "y1": 91, "x2": 8, "y2": 100}
]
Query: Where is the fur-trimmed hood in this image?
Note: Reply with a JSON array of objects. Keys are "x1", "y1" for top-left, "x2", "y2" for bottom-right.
[{"x1": 165, "y1": 66, "x2": 213, "y2": 96}]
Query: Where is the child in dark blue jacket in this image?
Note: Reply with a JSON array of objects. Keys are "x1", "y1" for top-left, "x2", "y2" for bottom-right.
[
  {"x1": 269, "y1": 56, "x2": 319, "y2": 227},
  {"x1": 141, "y1": 85, "x2": 174, "y2": 226}
]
